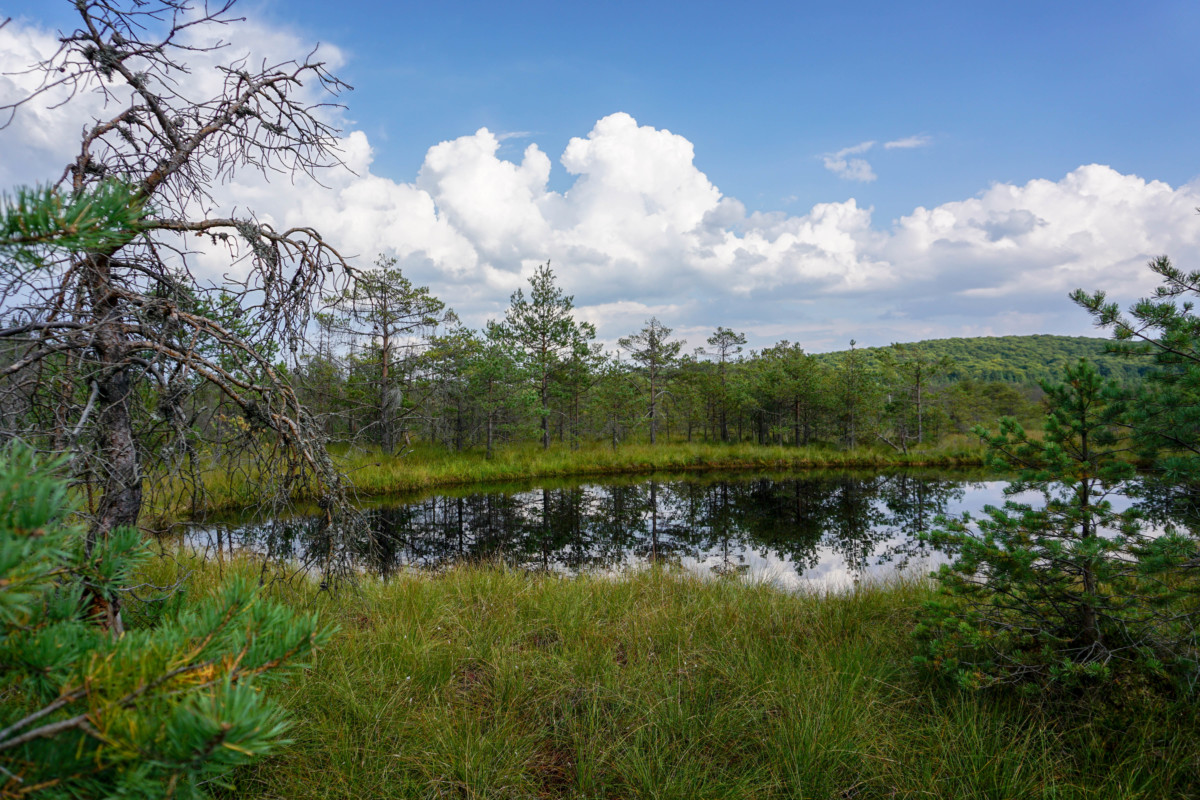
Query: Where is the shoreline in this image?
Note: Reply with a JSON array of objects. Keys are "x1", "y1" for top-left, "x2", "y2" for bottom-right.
[{"x1": 153, "y1": 441, "x2": 987, "y2": 522}]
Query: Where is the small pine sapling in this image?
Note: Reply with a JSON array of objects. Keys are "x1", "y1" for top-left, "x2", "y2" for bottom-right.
[{"x1": 915, "y1": 359, "x2": 1200, "y2": 693}]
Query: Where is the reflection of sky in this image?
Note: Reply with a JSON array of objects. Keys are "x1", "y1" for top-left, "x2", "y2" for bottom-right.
[
  {"x1": 187, "y1": 476, "x2": 1172, "y2": 593},
  {"x1": 678, "y1": 518, "x2": 941, "y2": 592},
  {"x1": 669, "y1": 481, "x2": 1004, "y2": 591},
  {"x1": 663, "y1": 480, "x2": 1148, "y2": 592}
]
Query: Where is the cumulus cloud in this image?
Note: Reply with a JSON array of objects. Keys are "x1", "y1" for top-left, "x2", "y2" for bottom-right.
[
  {"x1": 275, "y1": 126, "x2": 1200, "y2": 351},
  {"x1": 0, "y1": 14, "x2": 347, "y2": 188},
  {"x1": 4, "y1": 15, "x2": 1199, "y2": 352},
  {"x1": 229, "y1": 121, "x2": 1200, "y2": 351}
]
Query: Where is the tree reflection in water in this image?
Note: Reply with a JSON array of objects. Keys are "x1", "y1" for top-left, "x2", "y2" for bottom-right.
[{"x1": 185, "y1": 469, "x2": 1194, "y2": 587}]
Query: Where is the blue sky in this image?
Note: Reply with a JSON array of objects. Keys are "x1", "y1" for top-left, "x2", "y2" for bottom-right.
[
  {"x1": 255, "y1": 0, "x2": 1200, "y2": 219},
  {"x1": 2, "y1": 0, "x2": 1199, "y2": 350}
]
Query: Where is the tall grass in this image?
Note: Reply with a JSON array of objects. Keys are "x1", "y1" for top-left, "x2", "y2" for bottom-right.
[
  {"x1": 141, "y1": 556, "x2": 1198, "y2": 799},
  {"x1": 339, "y1": 439, "x2": 984, "y2": 494},
  {"x1": 149, "y1": 439, "x2": 986, "y2": 523}
]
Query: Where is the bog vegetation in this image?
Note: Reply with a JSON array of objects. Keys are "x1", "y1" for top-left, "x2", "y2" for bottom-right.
[{"x1": 1, "y1": 1, "x2": 1199, "y2": 797}]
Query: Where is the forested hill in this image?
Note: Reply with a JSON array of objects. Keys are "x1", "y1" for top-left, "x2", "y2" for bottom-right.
[{"x1": 818, "y1": 335, "x2": 1152, "y2": 385}]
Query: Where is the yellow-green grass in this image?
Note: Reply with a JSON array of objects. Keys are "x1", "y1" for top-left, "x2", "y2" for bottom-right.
[
  {"x1": 148, "y1": 438, "x2": 985, "y2": 523},
  {"x1": 142, "y1": 556, "x2": 1198, "y2": 799},
  {"x1": 338, "y1": 439, "x2": 984, "y2": 493}
]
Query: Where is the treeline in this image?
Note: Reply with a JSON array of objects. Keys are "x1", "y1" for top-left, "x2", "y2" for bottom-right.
[{"x1": 288, "y1": 259, "x2": 1062, "y2": 457}]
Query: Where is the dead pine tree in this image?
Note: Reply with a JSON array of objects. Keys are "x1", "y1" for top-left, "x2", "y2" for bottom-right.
[{"x1": 0, "y1": 0, "x2": 361, "y2": 618}]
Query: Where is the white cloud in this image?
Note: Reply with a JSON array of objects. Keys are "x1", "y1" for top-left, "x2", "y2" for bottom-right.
[
  {"x1": 823, "y1": 155, "x2": 877, "y2": 183},
  {"x1": 884, "y1": 135, "x2": 931, "y2": 149},
  {"x1": 822, "y1": 136, "x2": 932, "y2": 182},
  {"x1": 276, "y1": 122, "x2": 1200, "y2": 350},
  {"x1": 821, "y1": 140, "x2": 878, "y2": 182},
  {"x1": 835, "y1": 141, "x2": 876, "y2": 156},
  {"x1": 0, "y1": 21, "x2": 109, "y2": 187},
  {"x1": 4, "y1": 15, "x2": 1199, "y2": 353}
]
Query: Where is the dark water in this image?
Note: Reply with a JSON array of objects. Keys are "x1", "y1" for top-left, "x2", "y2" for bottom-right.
[{"x1": 185, "y1": 470, "x2": 1198, "y2": 589}]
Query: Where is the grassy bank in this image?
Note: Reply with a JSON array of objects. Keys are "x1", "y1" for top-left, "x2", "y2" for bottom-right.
[
  {"x1": 146, "y1": 558, "x2": 1196, "y2": 799},
  {"x1": 157, "y1": 439, "x2": 985, "y2": 521},
  {"x1": 337, "y1": 440, "x2": 984, "y2": 494}
]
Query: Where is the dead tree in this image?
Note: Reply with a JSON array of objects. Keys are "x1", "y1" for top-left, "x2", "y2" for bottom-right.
[
  {"x1": 0, "y1": 1, "x2": 356, "y2": 570},
  {"x1": 317, "y1": 255, "x2": 448, "y2": 454}
]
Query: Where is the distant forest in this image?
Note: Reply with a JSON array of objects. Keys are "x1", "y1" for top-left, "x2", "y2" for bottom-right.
[{"x1": 823, "y1": 334, "x2": 1150, "y2": 386}]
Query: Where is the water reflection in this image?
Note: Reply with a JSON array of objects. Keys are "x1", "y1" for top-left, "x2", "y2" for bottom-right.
[
  {"x1": 193, "y1": 470, "x2": 1045, "y2": 588},
  {"x1": 189, "y1": 470, "x2": 1200, "y2": 587}
]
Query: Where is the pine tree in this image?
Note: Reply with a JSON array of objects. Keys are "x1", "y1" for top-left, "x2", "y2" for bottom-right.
[
  {"x1": 618, "y1": 317, "x2": 683, "y2": 445},
  {"x1": 1073, "y1": 255, "x2": 1200, "y2": 482},
  {"x1": 916, "y1": 360, "x2": 1200, "y2": 691},
  {"x1": 500, "y1": 262, "x2": 595, "y2": 450},
  {"x1": 757, "y1": 341, "x2": 829, "y2": 446},
  {"x1": 878, "y1": 343, "x2": 951, "y2": 453},
  {"x1": 830, "y1": 340, "x2": 879, "y2": 449},
  {"x1": 704, "y1": 327, "x2": 746, "y2": 443},
  {"x1": 1, "y1": 0, "x2": 353, "y2": 554}
]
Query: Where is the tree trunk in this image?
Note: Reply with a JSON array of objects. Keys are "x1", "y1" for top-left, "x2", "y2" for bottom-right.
[
  {"x1": 793, "y1": 399, "x2": 801, "y2": 447},
  {"x1": 94, "y1": 367, "x2": 142, "y2": 543},
  {"x1": 572, "y1": 393, "x2": 580, "y2": 451},
  {"x1": 486, "y1": 413, "x2": 495, "y2": 460},
  {"x1": 915, "y1": 379, "x2": 924, "y2": 445},
  {"x1": 88, "y1": 255, "x2": 142, "y2": 548},
  {"x1": 541, "y1": 373, "x2": 550, "y2": 450},
  {"x1": 87, "y1": 255, "x2": 138, "y2": 635},
  {"x1": 455, "y1": 402, "x2": 463, "y2": 452},
  {"x1": 1077, "y1": 424, "x2": 1101, "y2": 650},
  {"x1": 380, "y1": 331, "x2": 393, "y2": 454},
  {"x1": 649, "y1": 373, "x2": 657, "y2": 445}
]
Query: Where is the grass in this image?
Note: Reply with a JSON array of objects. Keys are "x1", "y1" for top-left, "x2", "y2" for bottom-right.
[
  {"x1": 337, "y1": 439, "x2": 985, "y2": 494},
  {"x1": 151, "y1": 438, "x2": 986, "y2": 522},
  {"x1": 143, "y1": 556, "x2": 1198, "y2": 799}
]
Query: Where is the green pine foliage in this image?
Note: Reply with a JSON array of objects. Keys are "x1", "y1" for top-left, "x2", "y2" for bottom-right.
[
  {"x1": 914, "y1": 360, "x2": 1200, "y2": 692},
  {"x1": 1074, "y1": 255, "x2": 1200, "y2": 482},
  {"x1": 0, "y1": 445, "x2": 332, "y2": 797},
  {"x1": 0, "y1": 181, "x2": 146, "y2": 265}
]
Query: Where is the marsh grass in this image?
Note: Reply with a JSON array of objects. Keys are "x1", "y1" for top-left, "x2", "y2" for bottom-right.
[
  {"x1": 148, "y1": 439, "x2": 985, "y2": 523},
  {"x1": 338, "y1": 440, "x2": 984, "y2": 492},
  {"x1": 140, "y1": 556, "x2": 1198, "y2": 799}
]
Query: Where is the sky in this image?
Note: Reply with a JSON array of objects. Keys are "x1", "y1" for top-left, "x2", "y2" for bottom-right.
[{"x1": 2, "y1": 0, "x2": 1199, "y2": 352}]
